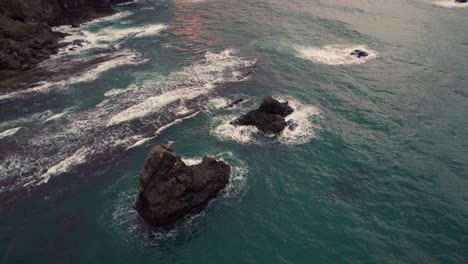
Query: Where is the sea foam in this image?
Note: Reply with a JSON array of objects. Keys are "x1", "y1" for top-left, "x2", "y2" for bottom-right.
[{"x1": 296, "y1": 44, "x2": 378, "y2": 65}]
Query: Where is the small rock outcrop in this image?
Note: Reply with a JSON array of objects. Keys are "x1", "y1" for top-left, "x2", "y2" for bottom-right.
[
  {"x1": 135, "y1": 145, "x2": 231, "y2": 229},
  {"x1": 224, "y1": 98, "x2": 245, "y2": 109},
  {"x1": 350, "y1": 49, "x2": 369, "y2": 58},
  {"x1": 230, "y1": 96, "x2": 294, "y2": 134}
]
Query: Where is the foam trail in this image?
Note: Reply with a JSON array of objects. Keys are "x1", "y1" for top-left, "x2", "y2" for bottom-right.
[
  {"x1": 127, "y1": 136, "x2": 154, "y2": 149},
  {"x1": 0, "y1": 127, "x2": 22, "y2": 139},
  {"x1": 37, "y1": 147, "x2": 91, "y2": 184},
  {"x1": 108, "y1": 88, "x2": 202, "y2": 126},
  {"x1": 182, "y1": 157, "x2": 204, "y2": 166},
  {"x1": 296, "y1": 44, "x2": 378, "y2": 65},
  {"x1": 45, "y1": 110, "x2": 71, "y2": 122}
]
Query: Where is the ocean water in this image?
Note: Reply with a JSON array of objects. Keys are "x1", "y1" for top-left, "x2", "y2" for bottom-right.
[{"x1": 0, "y1": 0, "x2": 467, "y2": 263}]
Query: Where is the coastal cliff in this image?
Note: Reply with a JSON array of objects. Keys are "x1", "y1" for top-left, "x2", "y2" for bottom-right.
[{"x1": 0, "y1": 0, "x2": 124, "y2": 85}]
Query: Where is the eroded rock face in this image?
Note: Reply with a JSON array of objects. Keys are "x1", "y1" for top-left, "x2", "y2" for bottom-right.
[
  {"x1": 231, "y1": 96, "x2": 294, "y2": 134},
  {"x1": 135, "y1": 145, "x2": 231, "y2": 229}
]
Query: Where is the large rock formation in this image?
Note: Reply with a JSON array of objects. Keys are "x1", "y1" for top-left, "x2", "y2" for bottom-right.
[
  {"x1": 0, "y1": 0, "x2": 124, "y2": 78},
  {"x1": 135, "y1": 145, "x2": 231, "y2": 229},
  {"x1": 231, "y1": 96, "x2": 294, "y2": 134}
]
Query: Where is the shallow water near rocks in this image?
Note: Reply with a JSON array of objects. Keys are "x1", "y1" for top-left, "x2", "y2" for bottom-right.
[{"x1": 0, "y1": 0, "x2": 467, "y2": 263}]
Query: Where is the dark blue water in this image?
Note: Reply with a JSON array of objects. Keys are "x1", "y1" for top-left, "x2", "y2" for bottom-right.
[{"x1": 0, "y1": 0, "x2": 467, "y2": 263}]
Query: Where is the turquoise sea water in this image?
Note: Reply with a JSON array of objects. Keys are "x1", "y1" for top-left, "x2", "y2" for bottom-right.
[{"x1": 0, "y1": 0, "x2": 467, "y2": 263}]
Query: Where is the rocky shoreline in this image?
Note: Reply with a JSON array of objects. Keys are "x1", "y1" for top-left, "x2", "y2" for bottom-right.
[{"x1": 0, "y1": 0, "x2": 129, "y2": 91}]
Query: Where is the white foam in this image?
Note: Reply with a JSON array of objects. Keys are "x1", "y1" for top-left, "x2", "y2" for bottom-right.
[
  {"x1": 108, "y1": 89, "x2": 184, "y2": 126},
  {"x1": 296, "y1": 44, "x2": 378, "y2": 65},
  {"x1": 211, "y1": 116, "x2": 260, "y2": 143},
  {"x1": 104, "y1": 84, "x2": 139, "y2": 97},
  {"x1": 434, "y1": 1, "x2": 468, "y2": 7},
  {"x1": 45, "y1": 109, "x2": 72, "y2": 122},
  {"x1": 2, "y1": 50, "x2": 255, "y2": 190},
  {"x1": 0, "y1": 51, "x2": 143, "y2": 101},
  {"x1": 154, "y1": 111, "x2": 200, "y2": 136},
  {"x1": 277, "y1": 97, "x2": 321, "y2": 145},
  {"x1": 126, "y1": 136, "x2": 154, "y2": 149},
  {"x1": 36, "y1": 147, "x2": 91, "y2": 184},
  {"x1": 211, "y1": 97, "x2": 320, "y2": 145},
  {"x1": 0, "y1": 127, "x2": 22, "y2": 139},
  {"x1": 108, "y1": 49, "x2": 256, "y2": 126},
  {"x1": 114, "y1": 0, "x2": 140, "y2": 6},
  {"x1": 207, "y1": 97, "x2": 229, "y2": 110},
  {"x1": 433, "y1": 0, "x2": 468, "y2": 8}
]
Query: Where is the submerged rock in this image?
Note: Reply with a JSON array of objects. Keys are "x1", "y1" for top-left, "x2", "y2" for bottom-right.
[
  {"x1": 231, "y1": 96, "x2": 294, "y2": 134},
  {"x1": 224, "y1": 98, "x2": 245, "y2": 109},
  {"x1": 350, "y1": 49, "x2": 369, "y2": 58},
  {"x1": 135, "y1": 145, "x2": 231, "y2": 229}
]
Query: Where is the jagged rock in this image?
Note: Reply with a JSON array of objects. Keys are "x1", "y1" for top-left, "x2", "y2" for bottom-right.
[
  {"x1": 224, "y1": 98, "x2": 245, "y2": 109},
  {"x1": 135, "y1": 145, "x2": 231, "y2": 229},
  {"x1": 350, "y1": 49, "x2": 368, "y2": 58},
  {"x1": 231, "y1": 96, "x2": 294, "y2": 134}
]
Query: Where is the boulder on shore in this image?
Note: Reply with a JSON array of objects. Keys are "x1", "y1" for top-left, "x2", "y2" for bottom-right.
[
  {"x1": 230, "y1": 96, "x2": 294, "y2": 134},
  {"x1": 135, "y1": 145, "x2": 231, "y2": 229}
]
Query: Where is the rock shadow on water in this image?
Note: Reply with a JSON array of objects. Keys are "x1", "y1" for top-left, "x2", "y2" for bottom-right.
[{"x1": 331, "y1": 168, "x2": 370, "y2": 202}]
